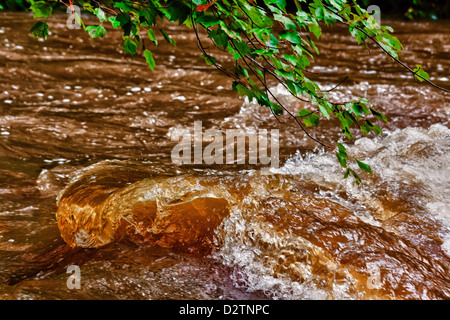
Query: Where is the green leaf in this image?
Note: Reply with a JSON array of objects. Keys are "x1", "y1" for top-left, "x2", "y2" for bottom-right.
[
  {"x1": 370, "y1": 107, "x2": 388, "y2": 122},
  {"x1": 109, "y1": 16, "x2": 121, "y2": 28},
  {"x1": 362, "y1": 119, "x2": 383, "y2": 136},
  {"x1": 201, "y1": 54, "x2": 216, "y2": 66},
  {"x1": 344, "y1": 168, "x2": 350, "y2": 178},
  {"x1": 285, "y1": 80, "x2": 299, "y2": 95},
  {"x1": 140, "y1": 8, "x2": 157, "y2": 26},
  {"x1": 144, "y1": 50, "x2": 156, "y2": 70},
  {"x1": 343, "y1": 110, "x2": 356, "y2": 127},
  {"x1": 232, "y1": 82, "x2": 257, "y2": 102},
  {"x1": 115, "y1": 12, "x2": 134, "y2": 36},
  {"x1": 148, "y1": 29, "x2": 157, "y2": 44},
  {"x1": 161, "y1": 1, "x2": 189, "y2": 23},
  {"x1": 74, "y1": 14, "x2": 85, "y2": 30},
  {"x1": 307, "y1": 35, "x2": 320, "y2": 55},
  {"x1": 279, "y1": 31, "x2": 302, "y2": 45},
  {"x1": 257, "y1": 95, "x2": 271, "y2": 108},
  {"x1": 274, "y1": 13, "x2": 296, "y2": 30},
  {"x1": 82, "y1": 3, "x2": 94, "y2": 13},
  {"x1": 114, "y1": 2, "x2": 135, "y2": 12},
  {"x1": 233, "y1": 39, "x2": 251, "y2": 57},
  {"x1": 308, "y1": 23, "x2": 322, "y2": 39},
  {"x1": 268, "y1": 0, "x2": 287, "y2": 11},
  {"x1": 344, "y1": 168, "x2": 362, "y2": 185},
  {"x1": 116, "y1": 12, "x2": 131, "y2": 27},
  {"x1": 413, "y1": 65, "x2": 430, "y2": 82},
  {"x1": 349, "y1": 25, "x2": 368, "y2": 46},
  {"x1": 342, "y1": 126, "x2": 352, "y2": 140},
  {"x1": 303, "y1": 113, "x2": 319, "y2": 127},
  {"x1": 196, "y1": 15, "x2": 221, "y2": 27},
  {"x1": 315, "y1": 6, "x2": 325, "y2": 20},
  {"x1": 378, "y1": 40, "x2": 398, "y2": 59},
  {"x1": 337, "y1": 143, "x2": 348, "y2": 159},
  {"x1": 270, "y1": 103, "x2": 283, "y2": 116},
  {"x1": 336, "y1": 151, "x2": 347, "y2": 168},
  {"x1": 147, "y1": 29, "x2": 155, "y2": 41},
  {"x1": 356, "y1": 159, "x2": 372, "y2": 174},
  {"x1": 282, "y1": 54, "x2": 298, "y2": 66},
  {"x1": 160, "y1": 29, "x2": 176, "y2": 46},
  {"x1": 335, "y1": 143, "x2": 349, "y2": 168},
  {"x1": 361, "y1": 122, "x2": 371, "y2": 135},
  {"x1": 275, "y1": 68, "x2": 295, "y2": 81},
  {"x1": 30, "y1": 20, "x2": 49, "y2": 40},
  {"x1": 298, "y1": 109, "x2": 312, "y2": 117},
  {"x1": 240, "y1": 2, "x2": 273, "y2": 28},
  {"x1": 30, "y1": 1, "x2": 52, "y2": 19},
  {"x1": 303, "y1": 78, "x2": 318, "y2": 94},
  {"x1": 297, "y1": 54, "x2": 310, "y2": 68},
  {"x1": 94, "y1": 8, "x2": 107, "y2": 23},
  {"x1": 86, "y1": 25, "x2": 106, "y2": 38},
  {"x1": 318, "y1": 101, "x2": 331, "y2": 120},
  {"x1": 329, "y1": 0, "x2": 344, "y2": 11},
  {"x1": 383, "y1": 32, "x2": 403, "y2": 51},
  {"x1": 234, "y1": 65, "x2": 249, "y2": 79},
  {"x1": 347, "y1": 101, "x2": 370, "y2": 119},
  {"x1": 208, "y1": 28, "x2": 229, "y2": 48},
  {"x1": 296, "y1": 10, "x2": 309, "y2": 22},
  {"x1": 122, "y1": 37, "x2": 137, "y2": 56}
]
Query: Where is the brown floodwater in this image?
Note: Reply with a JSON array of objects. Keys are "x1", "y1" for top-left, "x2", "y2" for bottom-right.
[{"x1": 0, "y1": 12, "x2": 449, "y2": 300}]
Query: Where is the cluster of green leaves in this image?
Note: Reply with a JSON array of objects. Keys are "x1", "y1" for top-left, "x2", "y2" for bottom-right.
[
  {"x1": 330, "y1": 97, "x2": 383, "y2": 184},
  {"x1": 335, "y1": 142, "x2": 372, "y2": 185},
  {"x1": 26, "y1": 0, "x2": 419, "y2": 184},
  {"x1": 28, "y1": 0, "x2": 56, "y2": 39},
  {"x1": 78, "y1": 0, "x2": 186, "y2": 67}
]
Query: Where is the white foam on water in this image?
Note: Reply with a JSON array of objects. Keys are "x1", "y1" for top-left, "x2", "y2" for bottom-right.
[
  {"x1": 215, "y1": 207, "x2": 332, "y2": 300},
  {"x1": 215, "y1": 203, "x2": 364, "y2": 300},
  {"x1": 273, "y1": 124, "x2": 450, "y2": 262}
]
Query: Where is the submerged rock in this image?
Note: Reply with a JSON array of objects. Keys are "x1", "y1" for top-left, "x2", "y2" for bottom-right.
[{"x1": 56, "y1": 161, "x2": 233, "y2": 251}]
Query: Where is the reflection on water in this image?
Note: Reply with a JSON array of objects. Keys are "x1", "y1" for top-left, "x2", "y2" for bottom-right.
[{"x1": 0, "y1": 12, "x2": 449, "y2": 299}]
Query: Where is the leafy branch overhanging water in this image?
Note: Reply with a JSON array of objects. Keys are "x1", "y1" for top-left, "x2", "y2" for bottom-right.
[{"x1": 26, "y1": 0, "x2": 450, "y2": 184}]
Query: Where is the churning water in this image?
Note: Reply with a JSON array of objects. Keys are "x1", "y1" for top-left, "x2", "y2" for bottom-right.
[{"x1": 0, "y1": 12, "x2": 449, "y2": 299}]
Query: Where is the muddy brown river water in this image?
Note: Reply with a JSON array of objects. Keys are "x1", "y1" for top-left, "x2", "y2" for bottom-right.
[{"x1": 0, "y1": 12, "x2": 449, "y2": 299}]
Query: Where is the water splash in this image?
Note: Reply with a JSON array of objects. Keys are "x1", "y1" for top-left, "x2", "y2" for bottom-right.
[{"x1": 55, "y1": 126, "x2": 450, "y2": 300}]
